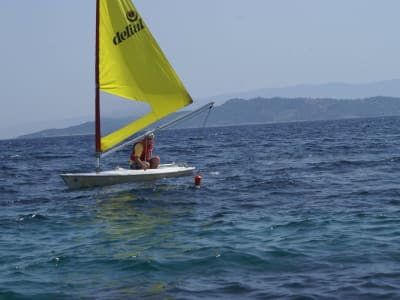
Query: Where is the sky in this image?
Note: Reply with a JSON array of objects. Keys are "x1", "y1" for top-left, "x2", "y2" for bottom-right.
[{"x1": 1, "y1": 0, "x2": 400, "y2": 139}]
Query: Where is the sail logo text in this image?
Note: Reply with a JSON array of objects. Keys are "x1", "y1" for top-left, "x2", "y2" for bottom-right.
[
  {"x1": 126, "y1": 10, "x2": 138, "y2": 22},
  {"x1": 113, "y1": 12, "x2": 144, "y2": 46}
]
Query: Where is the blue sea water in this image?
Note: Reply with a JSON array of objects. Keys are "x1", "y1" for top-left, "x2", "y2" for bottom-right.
[{"x1": 1, "y1": 117, "x2": 400, "y2": 299}]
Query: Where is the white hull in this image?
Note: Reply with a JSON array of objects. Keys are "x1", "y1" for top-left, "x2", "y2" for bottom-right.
[{"x1": 61, "y1": 163, "x2": 195, "y2": 189}]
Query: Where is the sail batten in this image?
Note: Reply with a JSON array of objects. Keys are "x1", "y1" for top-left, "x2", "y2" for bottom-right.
[{"x1": 98, "y1": 0, "x2": 192, "y2": 152}]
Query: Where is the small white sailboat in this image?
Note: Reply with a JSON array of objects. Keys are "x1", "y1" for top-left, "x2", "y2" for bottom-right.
[{"x1": 61, "y1": 0, "x2": 213, "y2": 189}]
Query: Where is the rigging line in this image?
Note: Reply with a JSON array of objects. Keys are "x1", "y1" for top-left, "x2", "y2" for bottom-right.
[
  {"x1": 101, "y1": 102, "x2": 214, "y2": 158},
  {"x1": 161, "y1": 102, "x2": 214, "y2": 165},
  {"x1": 156, "y1": 102, "x2": 214, "y2": 132},
  {"x1": 201, "y1": 104, "x2": 213, "y2": 129},
  {"x1": 191, "y1": 104, "x2": 214, "y2": 176}
]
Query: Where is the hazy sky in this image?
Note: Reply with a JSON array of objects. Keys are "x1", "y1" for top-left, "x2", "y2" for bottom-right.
[{"x1": 1, "y1": 0, "x2": 400, "y2": 139}]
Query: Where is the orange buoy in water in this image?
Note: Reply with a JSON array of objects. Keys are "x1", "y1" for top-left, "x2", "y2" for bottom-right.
[{"x1": 194, "y1": 174, "x2": 202, "y2": 188}]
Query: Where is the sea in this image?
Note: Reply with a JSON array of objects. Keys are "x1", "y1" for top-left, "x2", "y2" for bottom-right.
[{"x1": 1, "y1": 116, "x2": 400, "y2": 300}]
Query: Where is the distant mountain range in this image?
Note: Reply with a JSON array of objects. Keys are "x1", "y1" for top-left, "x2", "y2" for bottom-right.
[
  {"x1": 19, "y1": 96, "x2": 400, "y2": 139},
  {"x1": 8, "y1": 79, "x2": 400, "y2": 140},
  {"x1": 196, "y1": 79, "x2": 400, "y2": 108}
]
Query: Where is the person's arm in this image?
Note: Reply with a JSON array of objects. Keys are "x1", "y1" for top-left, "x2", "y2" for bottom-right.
[{"x1": 133, "y1": 143, "x2": 150, "y2": 169}]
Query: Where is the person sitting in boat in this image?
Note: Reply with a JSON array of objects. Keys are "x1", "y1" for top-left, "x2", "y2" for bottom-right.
[{"x1": 130, "y1": 133, "x2": 160, "y2": 170}]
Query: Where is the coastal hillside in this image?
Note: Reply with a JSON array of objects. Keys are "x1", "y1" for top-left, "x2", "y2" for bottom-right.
[
  {"x1": 19, "y1": 96, "x2": 400, "y2": 138},
  {"x1": 204, "y1": 96, "x2": 400, "y2": 127}
]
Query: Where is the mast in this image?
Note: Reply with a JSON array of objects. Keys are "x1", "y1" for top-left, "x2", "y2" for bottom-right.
[{"x1": 95, "y1": 0, "x2": 101, "y2": 172}]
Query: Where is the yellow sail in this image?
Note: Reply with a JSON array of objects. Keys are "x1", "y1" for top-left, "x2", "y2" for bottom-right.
[{"x1": 99, "y1": 0, "x2": 193, "y2": 152}]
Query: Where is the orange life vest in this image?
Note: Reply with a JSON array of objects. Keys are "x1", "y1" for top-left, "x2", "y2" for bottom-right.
[{"x1": 130, "y1": 139, "x2": 153, "y2": 162}]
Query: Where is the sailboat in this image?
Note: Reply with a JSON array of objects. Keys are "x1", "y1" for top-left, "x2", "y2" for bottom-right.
[{"x1": 61, "y1": 0, "x2": 213, "y2": 189}]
